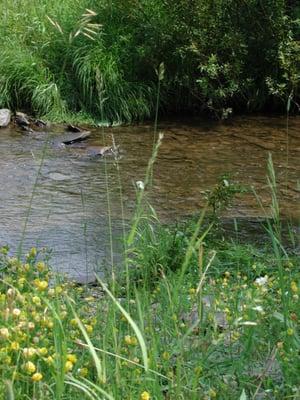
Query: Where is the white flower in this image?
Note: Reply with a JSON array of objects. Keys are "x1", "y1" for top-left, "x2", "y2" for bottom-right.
[
  {"x1": 240, "y1": 321, "x2": 258, "y2": 326},
  {"x1": 136, "y1": 181, "x2": 145, "y2": 190},
  {"x1": 252, "y1": 306, "x2": 264, "y2": 313},
  {"x1": 255, "y1": 276, "x2": 268, "y2": 286}
]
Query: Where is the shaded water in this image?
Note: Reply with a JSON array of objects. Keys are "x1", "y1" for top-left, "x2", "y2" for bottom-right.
[{"x1": 0, "y1": 116, "x2": 299, "y2": 281}]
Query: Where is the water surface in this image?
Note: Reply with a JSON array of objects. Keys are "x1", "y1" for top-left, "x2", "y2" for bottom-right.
[{"x1": 0, "y1": 116, "x2": 299, "y2": 281}]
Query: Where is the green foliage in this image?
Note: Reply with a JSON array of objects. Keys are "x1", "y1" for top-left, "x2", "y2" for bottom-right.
[
  {"x1": 0, "y1": 0, "x2": 299, "y2": 121},
  {"x1": 206, "y1": 175, "x2": 246, "y2": 217}
]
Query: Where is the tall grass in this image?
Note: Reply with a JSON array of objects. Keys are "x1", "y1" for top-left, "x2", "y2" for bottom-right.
[{"x1": 0, "y1": 0, "x2": 298, "y2": 122}]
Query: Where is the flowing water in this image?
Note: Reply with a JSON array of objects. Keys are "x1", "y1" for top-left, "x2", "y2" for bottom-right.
[{"x1": 0, "y1": 116, "x2": 299, "y2": 282}]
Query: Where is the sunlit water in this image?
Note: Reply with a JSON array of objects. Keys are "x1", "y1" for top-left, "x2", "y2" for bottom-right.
[{"x1": 0, "y1": 116, "x2": 299, "y2": 281}]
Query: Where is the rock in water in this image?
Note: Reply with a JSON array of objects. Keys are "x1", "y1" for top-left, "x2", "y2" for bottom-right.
[
  {"x1": 85, "y1": 145, "x2": 113, "y2": 157},
  {"x1": 15, "y1": 112, "x2": 30, "y2": 127},
  {"x1": 0, "y1": 109, "x2": 11, "y2": 127},
  {"x1": 61, "y1": 130, "x2": 91, "y2": 145},
  {"x1": 66, "y1": 124, "x2": 81, "y2": 133}
]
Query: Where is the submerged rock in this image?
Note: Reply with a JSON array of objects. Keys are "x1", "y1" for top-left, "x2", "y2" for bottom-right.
[
  {"x1": 85, "y1": 145, "x2": 115, "y2": 157},
  {"x1": 0, "y1": 109, "x2": 11, "y2": 128},
  {"x1": 61, "y1": 130, "x2": 91, "y2": 145}
]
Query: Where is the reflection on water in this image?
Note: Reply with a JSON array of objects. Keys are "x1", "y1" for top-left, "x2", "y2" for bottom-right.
[{"x1": 0, "y1": 116, "x2": 299, "y2": 281}]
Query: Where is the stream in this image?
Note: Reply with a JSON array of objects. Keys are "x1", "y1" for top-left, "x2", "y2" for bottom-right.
[{"x1": 0, "y1": 115, "x2": 299, "y2": 282}]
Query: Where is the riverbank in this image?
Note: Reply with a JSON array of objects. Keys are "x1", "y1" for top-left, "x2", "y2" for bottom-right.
[
  {"x1": 0, "y1": 213, "x2": 299, "y2": 399},
  {"x1": 1, "y1": 0, "x2": 299, "y2": 123}
]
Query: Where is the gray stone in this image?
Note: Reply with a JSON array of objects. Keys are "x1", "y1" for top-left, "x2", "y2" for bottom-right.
[
  {"x1": 15, "y1": 112, "x2": 30, "y2": 127},
  {"x1": 61, "y1": 130, "x2": 91, "y2": 145},
  {"x1": 0, "y1": 109, "x2": 11, "y2": 127}
]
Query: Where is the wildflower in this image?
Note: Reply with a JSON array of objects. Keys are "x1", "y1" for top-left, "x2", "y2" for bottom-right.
[
  {"x1": 0, "y1": 327, "x2": 10, "y2": 340},
  {"x1": 291, "y1": 281, "x2": 298, "y2": 294},
  {"x1": 32, "y1": 372, "x2": 43, "y2": 382},
  {"x1": 65, "y1": 360, "x2": 74, "y2": 372},
  {"x1": 255, "y1": 276, "x2": 268, "y2": 286},
  {"x1": 29, "y1": 247, "x2": 37, "y2": 258},
  {"x1": 78, "y1": 367, "x2": 88, "y2": 377},
  {"x1": 10, "y1": 341, "x2": 20, "y2": 351},
  {"x1": 32, "y1": 296, "x2": 41, "y2": 306},
  {"x1": 140, "y1": 391, "x2": 150, "y2": 400},
  {"x1": 136, "y1": 181, "x2": 145, "y2": 190},
  {"x1": 35, "y1": 280, "x2": 48, "y2": 291},
  {"x1": 18, "y1": 278, "x2": 26, "y2": 287},
  {"x1": 23, "y1": 263, "x2": 30, "y2": 271},
  {"x1": 124, "y1": 335, "x2": 132, "y2": 345},
  {"x1": 23, "y1": 347, "x2": 36, "y2": 358},
  {"x1": 277, "y1": 341, "x2": 284, "y2": 349},
  {"x1": 189, "y1": 288, "x2": 196, "y2": 295},
  {"x1": 84, "y1": 324, "x2": 93, "y2": 334},
  {"x1": 162, "y1": 351, "x2": 170, "y2": 360},
  {"x1": 12, "y1": 308, "x2": 21, "y2": 318},
  {"x1": 28, "y1": 322, "x2": 35, "y2": 330},
  {"x1": 7, "y1": 288, "x2": 15, "y2": 299},
  {"x1": 55, "y1": 286, "x2": 63, "y2": 294},
  {"x1": 24, "y1": 361, "x2": 36, "y2": 374},
  {"x1": 38, "y1": 347, "x2": 48, "y2": 356},
  {"x1": 67, "y1": 354, "x2": 77, "y2": 364},
  {"x1": 287, "y1": 328, "x2": 294, "y2": 336},
  {"x1": 36, "y1": 261, "x2": 46, "y2": 272},
  {"x1": 46, "y1": 356, "x2": 54, "y2": 365}
]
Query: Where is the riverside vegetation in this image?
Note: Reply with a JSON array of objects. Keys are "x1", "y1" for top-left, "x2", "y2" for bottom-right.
[
  {"x1": 0, "y1": 156, "x2": 299, "y2": 399},
  {"x1": 0, "y1": 0, "x2": 299, "y2": 123}
]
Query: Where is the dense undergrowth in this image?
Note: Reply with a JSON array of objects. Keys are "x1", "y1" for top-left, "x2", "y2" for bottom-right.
[
  {"x1": 0, "y1": 218, "x2": 299, "y2": 399},
  {"x1": 0, "y1": 0, "x2": 299, "y2": 123}
]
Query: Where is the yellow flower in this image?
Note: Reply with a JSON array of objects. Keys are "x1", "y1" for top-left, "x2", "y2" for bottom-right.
[
  {"x1": 46, "y1": 356, "x2": 54, "y2": 365},
  {"x1": 287, "y1": 328, "x2": 294, "y2": 336},
  {"x1": 10, "y1": 341, "x2": 20, "y2": 351},
  {"x1": 67, "y1": 354, "x2": 77, "y2": 364},
  {"x1": 65, "y1": 360, "x2": 74, "y2": 372},
  {"x1": 38, "y1": 347, "x2": 48, "y2": 356},
  {"x1": 140, "y1": 391, "x2": 150, "y2": 400},
  {"x1": 36, "y1": 261, "x2": 46, "y2": 272},
  {"x1": 35, "y1": 280, "x2": 48, "y2": 291},
  {"x1": 78, "y1": 367, "x2": 88, "y2": 377},
  {"x1": 29, "y1": 247, "x2": 37, "y2": 258},
  {"x1": 18, "y1": 278, "x2": 26, "y2": 287},
  {"x1": 291, "y1": 281, "x2": 298, "y2": 294},
  {"x1": 24, "y1": 361, "x2": 36, "y2": 374},
  {"x1": 55, "y1": 286, "x2": 63, "y2": 294},
  {"x1": 32, "y1": 296, "x2": 41, "y2": 306},
  {"x1": 24, "y1": 263, "x2": 30, "y2": 272},
  {"x1": 124, "y1": 335, "x2": 132, "y2": 345},
  {"x1": 84, "y1": 324, "x2": 93, "y2": 334},
  {"x1": 162, "y1": 351, "x2": 170, "y2": 360},
  {"x1": 32, "y1": 372, "x2": 43, "y2": 382},
  {"x1": 189, "y1": 288, "x2": 196, "y2": 295}
]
